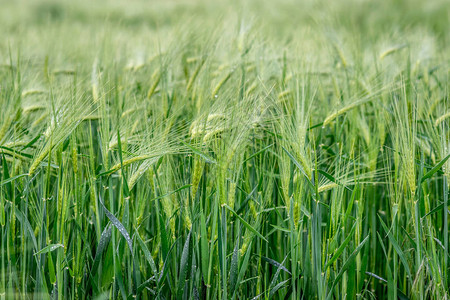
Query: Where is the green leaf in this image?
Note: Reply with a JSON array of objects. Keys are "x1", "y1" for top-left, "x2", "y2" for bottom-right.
[
  {"x1": 182, "y1": 141, "x2": 216, "y2": 164},
  {"x1": 35, "y1": 244, "x2": 64, "y2": 256},
  {"x1": 21, "y1": 134, "x2": 41, "y2": 150},
  {"x1": 268, "y1": 256, "x2": 289, "y2": 296},
  {"x1": 135, "y1": 229, "x2": 158, "y2": 276},
  {"x1": 375, "y1": 232, "x2": 395, "y2": 300},
  {"x1": 422, "y1": 203, "x2": 444, "y2": 219},
  {"x1": 0, "y1": 145, "x2": 33, "y2": 159},
  {"x1": 200, "y1": 212, "x2": 209, "y2": 279},
  {"x1": 224, "y1": 204, "x2": 268, "y2": 243},
  {"x1": 236, "y1": 240, "x2": 253, "y2": 295},
  {"x1": 229, "y1": 239, "x2": 240, "y2": 296},
  {"x1": 177, "y1": 230, "x2": 191, "y2": 300},
  {"x1": 48, "y1": 251, "x2": 56, "y2": 284},
  {"x1": 91, "y1": 225, "x2": 112, "y2": 275},
  {"x1": 269, "y1": 279, "x2": 290, "y2": 299},
  {"x1": 282, "y1": 147, "x2": 313, "y2": 189},
  {"x1": 318, "y1": 169, "x2": 352, "y2": 191},
  {"x1": 150, "y1": 184, "x2": 192, "y2": 203},
  {"x1": 13, "y1": 205, "x2": 38, "y2": 251},
  {"x1": 261, "y1": 256, "x2": 291, "y2": 275},
  {"x1": 0, "y1": 173, "x2": 28, "y2": 187},
  {"x1": 243, "y1": 144, "x2": 273, "y2": 163},
  {"x1": 327, "y1": 235, "x2": 369, "y2": 299},
  {"x1": 325, "y1": 222, "x2": 357, "y2": 270},
  {"x1": 379, "y1": 216, "x2": 413, "y2": 282},
  {"x1": 343, "y1": 183, "x2": 358, "y2": 225},
  {"x1": 98, "y1": 194, "x2": 133, "y2": 253},
  {"x1": 421, "y1": 153, "x2": 450, "y2": 182},
  {"x1": 1, "y1": 154, "x2": 11, "y2": 198},
  {"x1": 158, "y1": 207, "x2": 170, "y2": 262},
  {"x1": 157, "y1": 238, "x2": 178, "y2": 290}
]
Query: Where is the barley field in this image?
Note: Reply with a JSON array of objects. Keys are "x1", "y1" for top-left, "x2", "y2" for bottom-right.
[{"x1": 0, "y1": 0, "x2": 449, "y2": 299}]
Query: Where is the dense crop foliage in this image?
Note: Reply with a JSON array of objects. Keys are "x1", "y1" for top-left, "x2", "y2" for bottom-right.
[{"x1": 0, "y1": 0, "x2": 449, "y2": 299}]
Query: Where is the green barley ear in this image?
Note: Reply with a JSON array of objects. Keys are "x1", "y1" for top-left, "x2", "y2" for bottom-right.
[
  {"x1": 228, "y1": 181, "x2": 237, "y2": 209},
  {"x1": 279, "y1": 152, "x2": 291, "y2": 210},
  {"x1": 323, "y1": 91, "x2": 386, "y2": 127},
  {"x1": 293, "y1": 201, "x2": 300, "y2": 229},
  {"x1": 333, "y1": 42, "x2": 348, "y2": 68},
  {"x1": 191, "y1": 157, "x2": 204, "y2": 198},
  {"x1": 127, "y1": 158, "x2": 158, "y2": 189},
  {"x1": 435, "y1": 111, "x2": 450, "y2": 127},
  {"x1": 0, "y1": 117, "x2": 12, "y2": 143},
  {"x1": 211, "y1": 71, "x2": 232, "y2": 98},
  {"x1": 183, "y1": 195, "x2": 192, "y2": 230},
  {"x1": 28, "y1": 84, "x2": 96, "y2": 176},
  {"x1": 186, "y1": 58, "x2": 206, "y2": 92},
  {"x1": 379, "y1": 44, "x2": 407, "y2": 60},
  {"x1": 249, "y1": 200, "x2": 257, "y2": 220},
  {"x1": 91, "y1": 59, "x2": 99, "y2": 102},
  {"x1": 147, "y1": 69, "x2": 161, "y2": 99},
  {"x1": 29, "y1": 147, "x2": 51, "y2": 176},
  {"x1": 277, "y1": 89, "x2": 292, "y2": 103},
  {"x1": 318, "y1": 183, "x2": 339, "y2": 193},
  {"x1": 71, "y1": 137, "x2": 78, "y2": 174}
]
